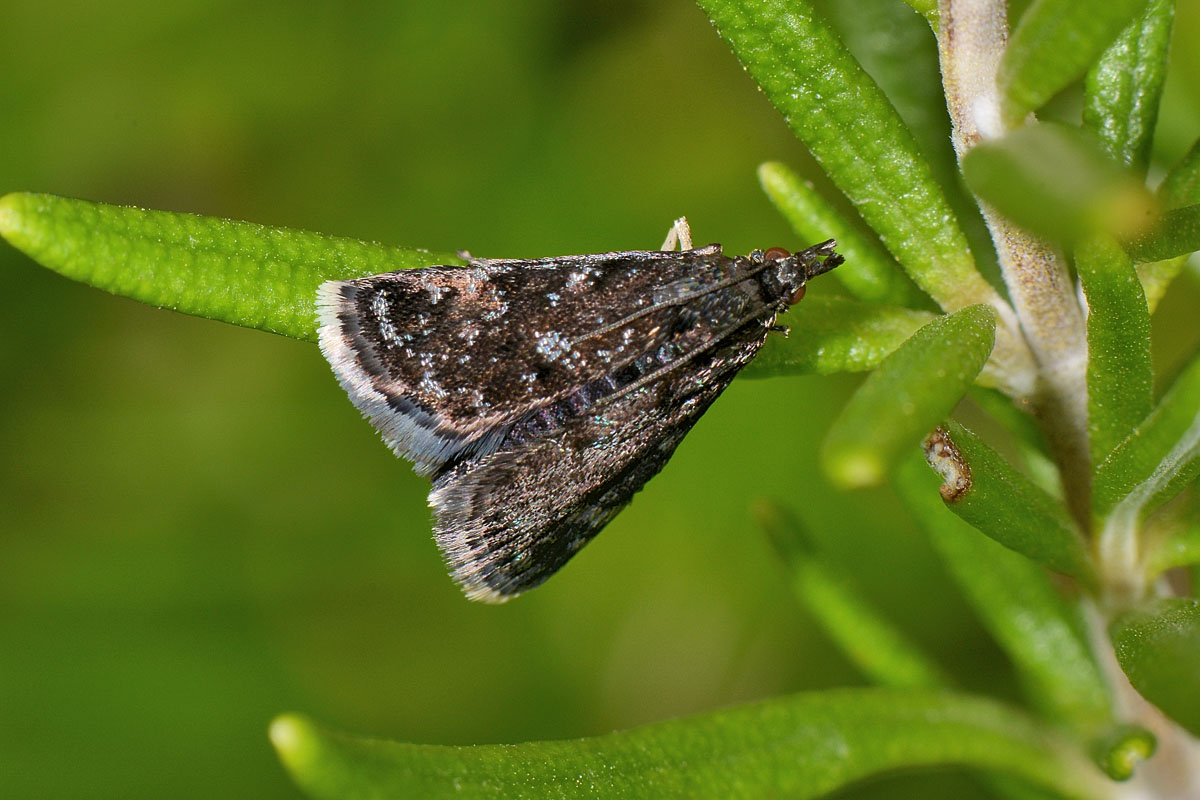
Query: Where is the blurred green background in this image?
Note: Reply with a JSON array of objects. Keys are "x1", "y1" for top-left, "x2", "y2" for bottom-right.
[{"x1": 1, "y1": 2, "x2": 1198, "y2": 798}]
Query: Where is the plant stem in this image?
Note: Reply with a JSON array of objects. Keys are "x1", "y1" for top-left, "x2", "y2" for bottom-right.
[{"x1": 938, "y1": 0, "x2": 1092, "y2": 525}]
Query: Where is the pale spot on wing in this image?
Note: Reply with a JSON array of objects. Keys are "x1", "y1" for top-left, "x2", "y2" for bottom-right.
[
  {"x1": 535, "y1": 330, "x2": 570, "y2": 361},
  {"x1": 566, "y1": 270, "x2": 590, "y2": 292},
  {"x1": 418, "y1": 373, "x2": 449, "y2": 400}
]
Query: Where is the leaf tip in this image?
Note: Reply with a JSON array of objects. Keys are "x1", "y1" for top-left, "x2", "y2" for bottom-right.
[
  {"x1": 270, "y1": 713, "x2": 319, "y2": 771},
  {"x1": 0, "y1": 192, "x2": 25, "y2": 241},
  {"x1": 756, "y1": 160, "x2": 785, "y2": 185},
  {"x1": 825, "y1": 447, "x2": 885, "y2": 489}
]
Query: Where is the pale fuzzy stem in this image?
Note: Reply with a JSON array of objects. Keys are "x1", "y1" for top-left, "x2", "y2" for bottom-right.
[{"x1": 938, "y1": 0, "x2": 1092, "y2": 522}]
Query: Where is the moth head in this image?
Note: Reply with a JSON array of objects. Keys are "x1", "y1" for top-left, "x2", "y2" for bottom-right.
[{"x1": 760, "y1": 239, "x2": 842, "y2": 308}]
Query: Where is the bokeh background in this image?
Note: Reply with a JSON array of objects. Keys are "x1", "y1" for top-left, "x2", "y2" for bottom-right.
[{"x1": 2, "y1": 2, "x2": 1198, "y2": 798}]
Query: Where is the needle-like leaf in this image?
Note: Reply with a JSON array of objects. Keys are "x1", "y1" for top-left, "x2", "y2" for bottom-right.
[
  {"x1": 272, "y1": 690, "x2": 1106, "y2": 800},
  {"x1": 756, "y1": 500, "x2": 949, "y2": 689},
  {"x1": 1077, "y1": 234, "x2": 1153, "y2": 465},
  {"x1": 1111, "y1": 598, "x2": 1200, "y2": 737},
  {"x1": 1083, "y1": 0, "x2": 1175, "y2": 177},
  {"x1": 896, "y1": 458, "x2": 1114, "y2": 737},
  {"x1": 962, "y1": 124, "x2": 1157, "y2": 246},
  {"x1": 999, "y1": 0, "x2": 1151, "y2": 126},
  {"x1": 0, "y1": 192, "x2": 459, "y2": 342},
  {"x1": 698, "y1": 0, "x2": 998, "y2": 314},
  {"x1": 821, "y1": 305, "x2": 995, "y2": 488},
  {"x1": 922, "y1": 421, "x2": 1094, "y2": 584},
  {"x1": 743, "y1": 295, "x2": 935, "y2": 378},
  {"x1": 1094, "y1": 352, "x2": 1200, "y2": 520}
]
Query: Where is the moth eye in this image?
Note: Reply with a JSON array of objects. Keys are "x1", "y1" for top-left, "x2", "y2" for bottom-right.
[
  {"x1": 787, "y1": 284, "x2": 807, "y2": 305},
  {"x1": 764, "y1": 246, "x2": 791, "y2": 261}
]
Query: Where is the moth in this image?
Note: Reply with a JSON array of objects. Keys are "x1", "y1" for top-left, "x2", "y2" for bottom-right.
[{"x1": 317, "y1": 219, "x2": 841, "y2": 602}]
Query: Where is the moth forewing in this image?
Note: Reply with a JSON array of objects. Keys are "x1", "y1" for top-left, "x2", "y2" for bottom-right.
[{"x1": 318, "y1": 225, "x2": 841, "y2": 601}]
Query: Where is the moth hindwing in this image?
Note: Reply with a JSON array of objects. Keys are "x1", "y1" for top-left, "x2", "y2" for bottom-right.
[{"x1": 317, "y1": 227, "x2": 841, "y2": 602}]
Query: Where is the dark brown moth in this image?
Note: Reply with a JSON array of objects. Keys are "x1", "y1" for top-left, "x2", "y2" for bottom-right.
[{"x1": 317, "y1": 219, "x2": 841, "y2": 602}]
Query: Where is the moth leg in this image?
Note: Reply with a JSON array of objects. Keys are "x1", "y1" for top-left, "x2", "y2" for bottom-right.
[
  {"x1": 770, "y1": 324, "x2": 791, "y2": 337},
  {"x1": 660, "y1": 216, "x2": 693, "y2": 251}
]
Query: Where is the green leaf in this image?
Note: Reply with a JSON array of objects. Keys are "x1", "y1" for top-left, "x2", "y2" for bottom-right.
[
  {"x1": 697, "y1": 0, "x2": 996, "y2": 314},
  {"x1": 1136, "y1": 257, "x2": 1186, "y2": 313},
  {"x1": 899, "y1": 0, "x2": 937, "y2": 28},
  {"x1": 755, "y1": 500, "x2": 949, "y2": 689},
  {"x1": 922, "y1": 421, "x2": 1094, "y2": 584},
  {"x1": 742, "y1": 295, "x2": 935, "y2": 378},
  {"x1": 757, "y1": 162, "x2": 925, "y2": 306},
  {"x1": 896, "y1": 458, "x2": 1115, "y2": 736},
  {"x1": 968, "y1": 388, "x2": 1065, "y2": 501},
  {"x1": 821, "y1": 305, "x2": 995, "y2": 488},
  {"x1": 0, "y1": 192, "x2": 460, "y2": 342},
  {"x1": 1148, "y1": 516, "x2": 1200, "y2": 574},
  {"x1": 1139, "y1": 137, "x2": 1200, "y2": 310},
  {"x1": 1111, "y1": 597, "x2": 1200, "y2": 736},
  {"x1": 969, "y1": 386, "x2": 1053, "y2": 460},
  {"x1": 1123, "y1": 203, "x2": 1200, "y2": 263},
  {"x1": 998, "y1": 0, "x2": 1151, "y2": 126},
  {"x1": 271, "y1": 689, "x2": 1107, "y2": 800},
  {"x1": 961, "y1": 124, "x2": 1157, "y2": 246},
  {"x1": 1076, "y1": 234, "x2": 1153, "y2": 465},
  {"x1": 1083, "y1": 0, "x2": 1175, "y2": 177},
  {"x1": 1159, "y1": 137, "x2": 1200, "y2": 210},
  {"x1": 1094, "y1": 352, "x2": 1200, "y2": 519}
]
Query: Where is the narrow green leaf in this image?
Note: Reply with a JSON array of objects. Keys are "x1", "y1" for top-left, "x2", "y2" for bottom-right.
[
  {"x1": 0, "y1": 192, "x2": 460, "y2": 342},
  {"x1": 1139, "y1": 138, "x2": 1200, "y2": 309},
  {"x1": 757, "y1": 162, "x2": 925, "y2": 306},
  {"x1": 969, "y1": 387, "x2": 1065, "y2": 500},
  {"x1": 820, "y1": 0, "x2": 1003, "y2": 298},
  {"x1": 1111, "y1": 597, "x2": 1200, "y2": 736},
  {"x1": 697, "y1": 0, "x2": 996, "y2": 313},
  {"x1": 1123, "y1": 203, "x2": 1200, "y2": 263},
  {"x1": 896, "y1": 458, "x2": 1114, "y2": 736},
  {"x1": 961, "y1": 124, "x2": 1157, "y2": 246},
  {"x1": 821, "y1": 305, "x2": 995, "y2": 488},
  {"x1": 1148, "y1": 518, "x2": 1200, "y2": 574},
  {"x1": 755, "y1": 500, "x2": 949, "y2": 689},
  {"x1": 1136, "y1": 258, "x2": 1185, "y2": 313},
  {"x1": 1077, "y1": 234, "x2": 1153, "y2": 465},
  {"x1": 1159, "y1": 137, "x2": 1200, "y2": 210},
  {"x1": 922, "y1": 421, "x2": 1094, "y2": 584},
  {"x1": 271, "y1": 690, "x2": 1107, "y2": 800},
  {"x1": 1094, "y1": 352, "x2": 1200, "y2": 518},
  {"x1": 742, "y1": 295, "x2": 935, "y2": 378},
  {"x1": 899, "y1": 0, "x2": 937, "y2": 28},
  {"x1": 969, "y1": 387, "x2": 1053, "y2": 460},
  {"x1": 998, "y1": 0, "x2": 1151, "y2": 126},
  {"x1": 1083, "y1": 0, "x2": 1175, "y2": 177}
]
